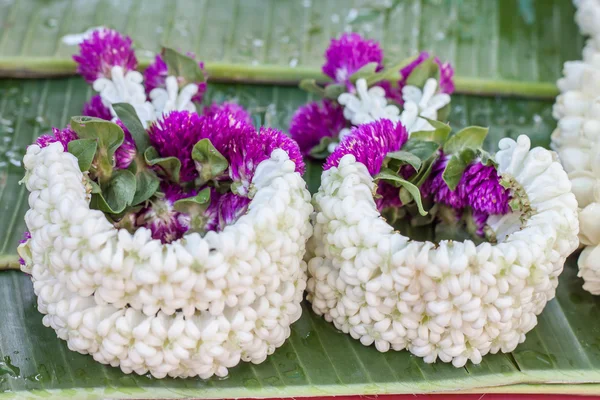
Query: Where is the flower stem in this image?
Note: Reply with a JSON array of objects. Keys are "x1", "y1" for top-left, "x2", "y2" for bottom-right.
[
  {"x1": 0, "y1": 255, "x2": 20, "y2": 271},
  {"x1": 0, "y1": 58, "x2": 559, "y2": 99}
]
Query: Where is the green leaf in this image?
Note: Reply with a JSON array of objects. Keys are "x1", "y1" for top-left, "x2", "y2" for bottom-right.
[
  {"x1": 67, "y1": 139, "x2": 97, "y2": 172},
  {"x1": 366, "y1": 55, "x2": 418, "y2": 86},
  {"x1": 405, "y1": 56, "x2": 439, "y2": 88},
  {"x1": 161, "y1": 47, "x2": 205, "y2": 85},
  {"x1": 386, "y1": 150, "x2": 422, "y2": 171},
  {"x1": 323, "y1": 84, "x2": 345, "y2": 100},
  {"x1": 191, "y1": 139, "x2": 229, "y2": 185},
  {"x1": 411, "y1": 118, "x2": 452, "y2": 145},
  {"x1": 400, "y1": 139, "x2": 440, "y2": 163},
  {"x1": 90, "y1": 169, "x2": 137, "y2": 214},
  {"x1": 443, "y1": 126, "x2": 489, "y2": 154},
  {"x1": 112, "y1": 103, "x2": 151, "y2": 153},
  {"x1": 173, "y1": 187, "x2": 211, "y2": 215},
  {"x1": 299, "y1": 79, "x2": 325, "y2": 96},
  {"x1": 131, "y1": 170, "x2": 160, "y2": 206},
  {"x1": 442, "y1": 148, "x2": 477, "y2": 191},
  {"x1": 374, "y1": 169, "x2": 427, "y2": 216},
  {"x1": 349, "y1": 62, "x2": 379, "y2": 81},
  {"x1": 309, "y1": 136, "x2": 334, "y2": 159},
  {"x1": 144, "y1": 146, "x2": 181, "y2": 184}
]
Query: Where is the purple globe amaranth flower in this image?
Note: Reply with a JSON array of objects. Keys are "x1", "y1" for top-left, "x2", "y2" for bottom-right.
[
  {"x1": 289, "y1": 99, "x2": 347, "y2": 156},
  {"x1": 421, "y1": 155, "x2": 467, "y2": 209},
  {"x1": 148, "y1": 111, "x2": 207, "y2": 182},
  {"x1": 258, "y1": 127, "x2": 305, "y2": 175},
  {"x1": 375, "y1": 181, "x2": 402, "y2": 211},
  {"x1": 324, "y1": 119, "x2": 408, "y2": 176},
  {"x1": 73, "y1": 28, "x2": 137, "y2": 84},
  {"x1": 18, "y1": 231, "x2": 31, "y2": 266},
  {"x1": 323, "y1": 33, "x2": 383, "y2": 85},
  {"x1": 114, "y1": 120, "x2": 136, "y2": 169},
  {"x1": 217, "y1": 192, "x2": 251, "y2": 231},
  {"x1": 82, "y1": 94, "x2": 112, "y2": 120},
  {"x1": 458, "y1": 162, "x2": 510, "y2": 215},
  {"x1": 202, "y1": 102, "x2": 252, "y2": 126},
  {"x1": 381, "y1": 51, "x2": 455, "y2": 104},
  {"x1": 471, "y1": 209, "x2": 489, "y2": 236},
  {"x1": 136, "y1": 184, "x2": 194, "y2": 243},
  {"x1": 144, "y1": 54, "x2": 207, "y2": 103},
  {"x1": 35, "y1": 127, "x2": 78, "y2": 151}
]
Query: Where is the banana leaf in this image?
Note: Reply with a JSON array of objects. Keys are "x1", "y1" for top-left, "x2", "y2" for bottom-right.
[
  {"x1": 0, "y1": 78, "x2": 598, "y2": 399},
  {"x1": 0, "y1": 0, "x2": 583, "y2": 97}
]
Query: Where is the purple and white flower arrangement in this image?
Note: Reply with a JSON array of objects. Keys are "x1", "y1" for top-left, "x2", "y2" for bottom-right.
[
  {"x1": 303, "y1": 34, "x2": 579, "y2": 368},
  {"x1": 17, "y1": 29, "x2": 313, "y2": 379}
]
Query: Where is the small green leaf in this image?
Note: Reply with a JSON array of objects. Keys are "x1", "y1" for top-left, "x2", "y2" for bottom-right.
[
  {"x1": 70, "y1": 116, "x2": 125, "y2": 182},
  {"x1": 112, "y1": 103, "x2": 150, "y2": 153},
  {"x1": 299, "y1": 79, "x2": 325, "y2": 97},
  {"x1": 67, "y1": 139, "x2": 97, "y2": 172},
  {"x1": 162, "y1": 47, "x2": 204, "y2": 85},
  {"x1": 386, "y1": 150, "x2": 422, "y2": 171},
  {"x1": 323, "y1": 84, "x2": 346, "y2": 100},
  {"x1": 90, "y1": 169, "x2": 137, "y2": 214},
  {"x1": 411, "y1": 118, "x2": 452, "y2": 145},
  {"x1": 437, "y1": 103, "x2": 451, "y2": 122},
  {"x1": 400, "y1": 139, "x2": 440, "y2": 163},
  {"x1": 350, "y1": 62, "x2": 379, "y2": 81},
  {"x1": 192, "y1": 139, "x2": 229, "y2": 185},
  {"x1": 478, "y1": 149, "x2": 497, "y2": 166},
  {"x1": 309, "y1": 136, "x2": 334, "y2": 159},
  {"x1": 405, "y1": 57, "x2": 440, "y2": 88},
  {"x1": 374, "y1": 169, "x2": 427, "y2": 216},
  {"x1": 131, "y1": 170, "x2": 160, "y2": 206},
  {"x1": 442, "y1": 148, "x2": 477, "y2": 191},
  {"x1": 173, "y1": 187, "x2": 211, "y2": 214},
  {"x1": 144, "y1": 147, "x2": 181, "y2": 183},
  {"x1": 443, "y1": 126, "x2": 489, "y2": 155},
  {"x1": 409, "y1": 155, "x2": 439, "y2": 187},
  {"x1": 366, "y1": 55, "x2": 418, "y2": 86}
]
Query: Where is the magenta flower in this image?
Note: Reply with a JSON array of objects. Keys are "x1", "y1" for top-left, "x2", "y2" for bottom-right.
[
  {"x1": 421, "y1": 155, "x2": 466, "y2": 209},
  {"x1": 324, "y1": 119, "x2": 408, "y2": 176},
  {"x1": 471, "y1": 209, "x2": 489, "y2": 236},
  {"x1": 73, "y1": 28, "x2": 137, "y2": 84},
  {"x1": 136, "y1": 184, "x2": 194, "y2": 243},
  {"x1": 35, "y1": 127, "x2": 78, "y2": 151},
  {"x1": 82, "y1": 95, "x2": 112, "y2": 120},
  {"x1": 375, "y1": 181, "x2": 402, "y2": 211},
  {"x1": 323, "y1": 33, "x2": 383, "y2": 85},
  {"x1": 289, "y1": 99, "x2": 347, "y2": 156},
  {"x1": 458, "y1": 162, "x2": 510, "y2": 215},
  {"x1": 258, "y1": 127, "x2": 305, "y2": 174},
  {"x1": 144, "y1": 54, "x2": 207, "y2": 103},
  {"x1": 114, "y1": 120, "x2": 136, "y2": 169},
  {"x1": 148, "y1": 111, "x2": 207, "y2": 182},
  {"x1": 18, "y1": 231, "x2": 31, "y2": 266},
  {"x1": 202, "y1": 102, "x2": 253, "y2": 125},
  {"x1": 217, "y1": 192, "x2": 251, "y2": 231}
]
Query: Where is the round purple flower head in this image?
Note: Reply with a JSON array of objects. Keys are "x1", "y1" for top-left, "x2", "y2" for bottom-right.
[
  {"x1": 375, "y1": 181, "x2": 402, "y2": 211},
  {"x1": 73, "y1": 28, "x2": 137, "y2": 84},
  {"x1": 259, "y1": 127, "x2": 305, "y2": 175},
  {"x1": 82, "y1": 95, "x2": 112, "y2": 120},
  {"x1": 324, "y1": 119, "x2": 408, "y2": 176},
  {"x1": 35, "y1": 127, "x2": 78, "y2": 151},
  {"x1": 144, "y1": 54, "x2": 207, "y2": 103},
  {"x1": 148, "y1": 111, "x2": 206, "y2": 182},
  {"x1": 114, "y1": 120, "x2": 136, "y2": 170},
  {"x1": 202, "y1": 102, "x2": 252, "y2": 126},
  {"x1": 458, "y1": 162, "x2": 510, "y2": 215},
  {"x1": 421, "y1": 155, "x2": 466, "y2": 209},
  {"x1": 136, "y1": 184, "x2": 194, "y2": 243},
  {"x1": 471, "y1": 209, "x2": 489, "y2": 236},
  {"x1": 323, "y1": 33, "x2": 383, "y2": 86},
  {"x1": 289, "y1": 99, "x2": 347, "y2": 156},
  {"x1": 18, "y1": 231, "x2": 31, "y2": 266},
  {"x1": 217, "y1": 192, "x2": 251, "y2": 231}
]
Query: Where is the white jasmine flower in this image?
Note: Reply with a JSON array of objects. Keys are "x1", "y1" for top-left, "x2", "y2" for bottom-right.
[
  {"x1": 150, "y1": 75, "x2": 199, "y2": 118},
  {"x1": 338, "y1": 78, "x2": 400, "y2": 125},
  {"x1": 93, "y1": 65, "x2": 156, "y2": 127},
  {"x1": 400, "y1": 78, "x2": 451, "y2": 133},
  {"x1": 19, "y1": 144, "x2": 313, "y2": 379},
  {"x1": 307, "y1": 135, "x2": 578, "y2": 367}
]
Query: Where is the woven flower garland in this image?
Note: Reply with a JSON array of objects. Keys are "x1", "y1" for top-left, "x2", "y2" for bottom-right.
[
  {"x1": 299, "y1": 33, "x2": 579, "y2": 367},
  {"x1": 552, "y1": 0, "x2": 600, "y2": 295},
  {"x1": 17, "y1": 29, "x2": 313, "y2": 379}
]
